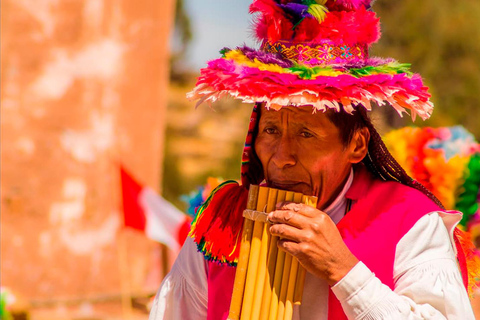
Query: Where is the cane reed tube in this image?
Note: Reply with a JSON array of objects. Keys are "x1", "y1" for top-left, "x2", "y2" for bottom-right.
[
  {"x1": 267, "y1": 190, "x2": 287, "y2": 320},
  {"x1": 241, "y1": 186, "x2": 269, "y2": 320},
  {"x1": 258, "y1": 188, "x2": 279, "y2": 320},
  {"x1": 228, "y1": 185, "x2": 259, "y2": 320},
  {"x1": 275, "y1": 191, "x2": 295, "y2": 320},
  {"x1": 283, "y1": 256, "x2": 299, "y2": 320},
  {"x1": 250, "y1": 220, "x2": 271, "y2": 318},
  {"x1": 293, "y1": 195, "x2": 318, "y2": 305},
  {"x1": 252, "y1": 188, "x2": 278, "y2": 319}
]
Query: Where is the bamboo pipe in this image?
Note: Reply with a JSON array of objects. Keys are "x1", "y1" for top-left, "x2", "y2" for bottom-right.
[
  {"x1": 293, "y1": 195, "x2": 318, "y2": 305},
  {"x1": 258, "y1": 189, "x2": 282, "y2": 320},
  {"x1": 274, "y1": 191, "x2": 295, "y2": 320},
  {"x1": 267, "y1": 190, "x2": 287, "y2": 320},
  {"x1": 283, "y1": 193, "x2": 304, "y2": 320},
  {"x1": 228, "y1": 185, "x2": 259, "y2": 320},
  {"x1": 241, "y1": 186, "x2": 269, "y2": 320}
]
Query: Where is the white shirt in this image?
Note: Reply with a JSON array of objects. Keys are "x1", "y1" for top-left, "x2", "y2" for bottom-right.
[{"x1": 150, "y1": 171, "x2": 475, "y2": 319}]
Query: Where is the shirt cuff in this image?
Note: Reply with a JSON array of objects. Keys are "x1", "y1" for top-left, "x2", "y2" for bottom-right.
[{"x1": 331, "y1": 261, "x2": 383, "y2": 319}]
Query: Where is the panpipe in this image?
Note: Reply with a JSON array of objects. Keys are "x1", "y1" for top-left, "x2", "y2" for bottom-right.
[{"x1": 228, "y1": 185, "x2": 318, "y2": 320}]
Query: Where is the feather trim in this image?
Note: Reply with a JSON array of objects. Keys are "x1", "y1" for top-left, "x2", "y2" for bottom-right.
[{"x1": 188, "y1": 54, "x2": 433, "y2": 120}]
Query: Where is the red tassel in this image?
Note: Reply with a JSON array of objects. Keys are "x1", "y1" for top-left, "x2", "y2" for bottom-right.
[{"x1": 189, "y1": 182, "x2": 249, "y2": 265}]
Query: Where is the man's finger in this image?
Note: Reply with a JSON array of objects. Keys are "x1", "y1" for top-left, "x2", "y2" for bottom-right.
[{"x1": 269, "y1": 223, "x2": 306, "y2": 242}]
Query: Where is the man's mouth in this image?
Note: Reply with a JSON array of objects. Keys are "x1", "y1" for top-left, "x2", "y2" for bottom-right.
[{"x1": 269, "y1": 180, "x2": 310, "y2": 193}]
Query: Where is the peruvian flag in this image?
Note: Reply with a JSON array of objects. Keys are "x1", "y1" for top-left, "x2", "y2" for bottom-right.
[{"x1": 120, "y1": 167, "x2": 192, "y2": 251}]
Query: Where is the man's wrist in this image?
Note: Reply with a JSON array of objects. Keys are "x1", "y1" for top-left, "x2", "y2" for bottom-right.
[{"x1": 326, "y1": 255, "x2": 359, "y2": 286}]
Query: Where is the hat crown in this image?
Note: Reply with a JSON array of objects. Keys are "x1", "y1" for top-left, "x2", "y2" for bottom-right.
[{"x1": 251, "y1": 0, "x2": 380, "y2": 65}]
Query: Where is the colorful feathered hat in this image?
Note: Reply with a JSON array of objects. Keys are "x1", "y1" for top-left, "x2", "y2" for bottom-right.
[{"x1": 188, "y1": 0, "x2": 433, "y2": 121}]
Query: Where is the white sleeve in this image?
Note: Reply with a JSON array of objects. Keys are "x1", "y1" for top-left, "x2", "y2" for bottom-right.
[
  {"x1": 149, "y1": 237, "x2": 209, "y2": 320},
  {"x1": 331, "y1": 212, "x2": 475, "y2": 320}
]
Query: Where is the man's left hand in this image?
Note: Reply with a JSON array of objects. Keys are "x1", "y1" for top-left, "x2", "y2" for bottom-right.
[{"x1": 267, "y1": 202, "x2": 359, "y2": 286}]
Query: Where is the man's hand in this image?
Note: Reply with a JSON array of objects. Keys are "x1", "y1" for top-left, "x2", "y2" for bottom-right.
[{"x1": 267, "y1": 202, "x2": 358, "y2": 286}]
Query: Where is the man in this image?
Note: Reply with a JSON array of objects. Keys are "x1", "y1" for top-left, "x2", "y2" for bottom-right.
[{"x1": 151, "y1": 0, "x2": 476, "y2": 318}]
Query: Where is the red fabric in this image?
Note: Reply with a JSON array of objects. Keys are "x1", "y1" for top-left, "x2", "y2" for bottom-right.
[
  {"x1": 207, "y1": 262, "x2": 237, "y2": 320},
  {"x1": 120, "y1": 167, "x2": 146, "y2": 231}
]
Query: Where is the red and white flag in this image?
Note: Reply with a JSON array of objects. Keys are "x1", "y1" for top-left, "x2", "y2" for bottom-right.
[{"x1": 120, "y1": 167, "x2": 191, "y2": 251}]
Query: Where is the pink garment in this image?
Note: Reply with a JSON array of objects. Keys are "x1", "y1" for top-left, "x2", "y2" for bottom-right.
[{"x1": 206, "y1": 166, "x2": 442, "y2": 319}]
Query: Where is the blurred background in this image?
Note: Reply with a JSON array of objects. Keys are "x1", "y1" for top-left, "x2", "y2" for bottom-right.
[{"x1": 1, "y1": 0, "x2": 479, "y2": 319}]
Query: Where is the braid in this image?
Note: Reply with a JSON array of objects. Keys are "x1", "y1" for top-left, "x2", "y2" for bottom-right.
[{"x1": 362, "y1": 120, "x2": 445, "y2": 209}]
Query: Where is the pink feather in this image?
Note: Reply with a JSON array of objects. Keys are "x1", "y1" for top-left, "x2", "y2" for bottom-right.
[{"x1": 250, "y1": 0, "x2": 294, "y2": 42}]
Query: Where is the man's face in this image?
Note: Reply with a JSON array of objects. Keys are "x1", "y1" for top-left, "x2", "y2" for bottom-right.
[{"x1": 254, "y1": 106, "x2": 356, "y2": 210}]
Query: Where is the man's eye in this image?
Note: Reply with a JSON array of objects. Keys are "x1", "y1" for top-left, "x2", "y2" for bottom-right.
[
  {"x1": 265, "y1": 128, "x2": 276, "y2": 134},
  {"x1": 301, "y1": 131, "x2": 313, "y2": 138}
]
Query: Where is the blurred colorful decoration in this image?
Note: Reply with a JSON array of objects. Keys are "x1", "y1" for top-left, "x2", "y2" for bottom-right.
[
  {"x1": 0, "y1": 287, "x2": 29, "y2": 320},
  {"x1": 0, "y1": 289, "x2": 12, "y2": 320},
  {"x1": 384, "y1": 126, "x2": 480, "y2": 226},
  {"x1": 181, "y1": 177, "x2": 224, "y2": 217},
  {"x1": 384, "y1": 126, "x2": 480, "y2": 292},
  {"x1": 120, "y1": 167, "x2": 192, "y2": 250}
]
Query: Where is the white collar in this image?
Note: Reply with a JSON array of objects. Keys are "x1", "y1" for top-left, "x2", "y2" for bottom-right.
[{"x1": 324, "y1": 168, "x2": 354, "y2": 224}]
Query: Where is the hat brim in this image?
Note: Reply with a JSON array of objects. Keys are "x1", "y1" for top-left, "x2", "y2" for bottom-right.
[{"x1": 188, "y1": 47, "x2": 433, "y2": 121}]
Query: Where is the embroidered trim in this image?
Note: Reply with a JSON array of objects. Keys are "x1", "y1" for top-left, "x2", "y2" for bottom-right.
[{"x1": 261, "y1": 40, "x2": 368, "y2": 66}]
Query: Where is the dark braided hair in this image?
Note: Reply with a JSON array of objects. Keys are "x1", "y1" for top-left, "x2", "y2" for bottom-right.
[{"x1": 327, "y1": 107, "x2": 445, "y2": 209}]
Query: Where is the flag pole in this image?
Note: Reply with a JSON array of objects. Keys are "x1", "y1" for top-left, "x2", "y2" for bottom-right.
[
  {"x1": 117, "y1": 229, "x2": 134, "y2": 320},
  {"x1": 160, "y1": 244, "x2": 170, "y2": 279},
  {"x1": 117, "y1": 165, "x2": 134, "y2": 320}
]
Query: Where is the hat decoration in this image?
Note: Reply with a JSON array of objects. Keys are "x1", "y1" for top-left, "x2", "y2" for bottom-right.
[{"x1": 188, "y1": 0, "x2": 434, "y2": 121}]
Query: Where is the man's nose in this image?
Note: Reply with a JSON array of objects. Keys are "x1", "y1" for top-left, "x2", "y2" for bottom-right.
[{"x1": 271, "y1": 136, "x2": 296, "y2": 168}]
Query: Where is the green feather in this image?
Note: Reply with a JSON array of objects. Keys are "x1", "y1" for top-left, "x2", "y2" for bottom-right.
[{"x1": 349, "y1": 63, "x2": 413, "y2": 77}]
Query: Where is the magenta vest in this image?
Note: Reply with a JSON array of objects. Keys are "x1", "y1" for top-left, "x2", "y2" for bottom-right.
[{"x1": 206, "y1": 167, "x2": 443, "y2": 319}]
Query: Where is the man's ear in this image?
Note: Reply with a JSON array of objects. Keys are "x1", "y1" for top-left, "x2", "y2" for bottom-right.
[{"x1": 349, "y1": 127, "x2": 370, "y2": 164}]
